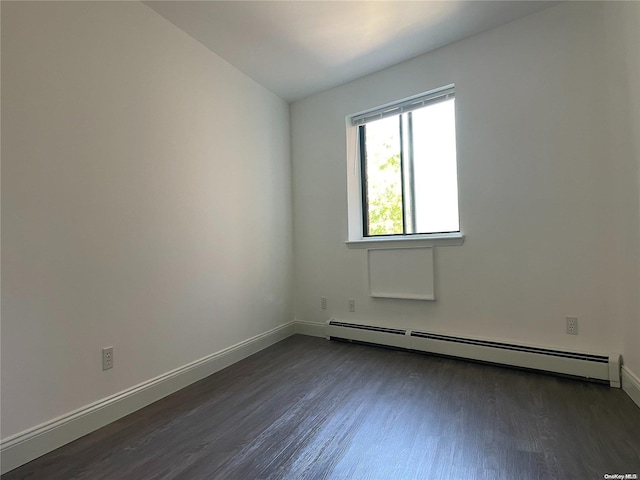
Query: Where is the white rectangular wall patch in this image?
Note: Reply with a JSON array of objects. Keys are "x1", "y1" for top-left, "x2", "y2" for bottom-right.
[{"x1": 367, "y1": 247, "x2": 435, "y2": 300}]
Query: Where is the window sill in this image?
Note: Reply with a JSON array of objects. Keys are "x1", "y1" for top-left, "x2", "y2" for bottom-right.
[{"x1": 345, "y1": 232, "x2": 465, "y2": 249}]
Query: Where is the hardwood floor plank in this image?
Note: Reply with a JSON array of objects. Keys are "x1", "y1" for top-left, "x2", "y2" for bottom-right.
[{"x1": 3, "y1": 335, "x2": 640, "y2": 480}]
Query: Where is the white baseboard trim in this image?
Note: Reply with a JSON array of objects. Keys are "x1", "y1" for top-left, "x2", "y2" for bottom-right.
[
  {"x1": 621, "y1": 366, "x2": 640, "y2": 410},
  {"x1": 0, "y1": 321, "x2": 295, "y2": 475},
  {"x1": 294, "y1": 320, "x2": 326, "y2": 338}
]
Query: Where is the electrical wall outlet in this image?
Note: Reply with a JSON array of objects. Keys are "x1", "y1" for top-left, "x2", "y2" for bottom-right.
[
  {"x1": 348, "y1": 299, "x2": 356, "y2": 312},
  {"x1": 321, "y1": 297, "x2": 327, "y2": 310},
  {"x1": 102, "y1": 347, "x2": 114, "y2": 370},
  {"x1": 566, "y1": 317, "x2": 578, "y2": 335}
]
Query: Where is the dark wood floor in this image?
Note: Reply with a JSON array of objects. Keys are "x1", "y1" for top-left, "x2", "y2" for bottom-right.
[{"x1": 4, "y1": 335, "x2": 640, "y2": 479}]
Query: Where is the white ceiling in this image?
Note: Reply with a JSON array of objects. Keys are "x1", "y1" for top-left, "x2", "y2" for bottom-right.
[{"x1": 144, "y1": 1, "x2": 558, "y2": 102}]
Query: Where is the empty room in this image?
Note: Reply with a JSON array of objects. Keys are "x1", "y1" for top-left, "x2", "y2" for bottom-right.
[{"x1": 2, "y1": 1, "x2": 640, "y2": 478}]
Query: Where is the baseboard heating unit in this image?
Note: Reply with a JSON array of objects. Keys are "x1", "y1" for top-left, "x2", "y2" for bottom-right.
[{"x1": 325, "y1": 320, "x2": 621, "y2": 387}]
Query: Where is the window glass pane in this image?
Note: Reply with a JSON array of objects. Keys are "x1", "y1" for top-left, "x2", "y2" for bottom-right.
[
  {"x1": 411, "y1": 99, "x2": 459, "y2": 233},
  {"x1": 364, "y1": 116, "x2": 403, "y2": 235}
]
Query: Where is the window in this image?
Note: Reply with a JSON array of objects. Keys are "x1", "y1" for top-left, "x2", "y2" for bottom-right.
[{"x1": 350, "y1": 86, "x2": 460, "y2": 242}]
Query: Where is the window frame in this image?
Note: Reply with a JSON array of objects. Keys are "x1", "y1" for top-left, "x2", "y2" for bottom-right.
[{"x1": 345, "y1": 85, "x2": 465, "y2": 249}]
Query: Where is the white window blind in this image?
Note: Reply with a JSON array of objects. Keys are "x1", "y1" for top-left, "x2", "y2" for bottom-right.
[{"x1": 351, "y1": 85, "x2": 455, "y2": 126}]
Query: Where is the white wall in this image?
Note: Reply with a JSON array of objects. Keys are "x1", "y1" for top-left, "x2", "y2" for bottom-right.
[
  {"x1": 291, "y1": 2, "x2": 638, "y2": 365},
  {"x1": 629, "y1": 3, "x2": 640, "y2": 379},
  {"x1": 2, "y1": 0, "x2": 638, "y2": 448},
  {"x1": 601, "y1": 1, "x2": 640, "y2": 378},
  {"x1": 1, "y1": 1, "x2": 292, "y2": 439}
]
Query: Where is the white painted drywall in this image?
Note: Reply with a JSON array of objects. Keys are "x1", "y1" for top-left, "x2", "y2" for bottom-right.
[
  {"x1": 630, "y1": 2, "x2": 640, "y2": 380},
  {"x1": 1, "y1": 1, "x2": 292, "y2": 439},
  {"x1": 291, "y1": 2, "x2": 636, "y2": 359},
  {"x1": 601, "y1": 1, "x2": 640, "y2": 379},
  {"x1": 368, "y1": 248, "x2": 435, "y2": 300}
]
